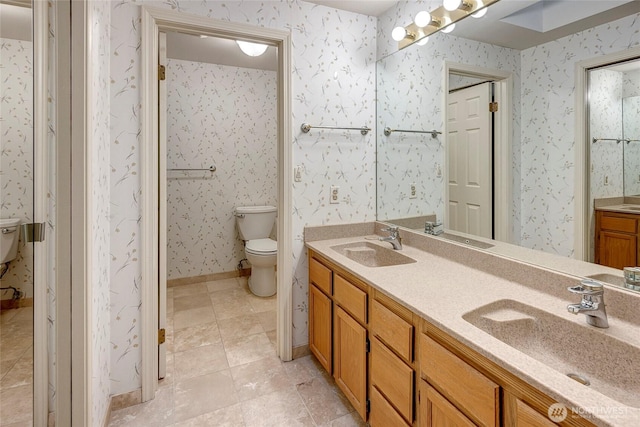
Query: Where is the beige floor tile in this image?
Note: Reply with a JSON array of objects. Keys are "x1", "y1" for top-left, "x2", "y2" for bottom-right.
[
  {"x1": 247, "y1": 294, "x2": 277, "y2": 313},
  {"x1": 173, "y1": 322, "x2": 221, "y2": 353},
  {"x1": 218, "y1": 314, "x2": 263, "y2": 342},
  {"x1": 283, "y1": 355, "x2": 326, "y2": 386},
  {"x1": 108, "y1": 386, "x2": 175, "y2": 427},
  {"x1": 318, "y1": 411, "x2": 367, "y2": 427},
  {"x1": 172, "y1": 283, "x2": 208, "y2": 299},
  {"x1": 0, "y1": 354, "x2": 32, "y2": 389},
  {"x1": 297, "y1": 376, "x2": 353, "y2": 425},
  {"x1": 0, "y1": 359, "x2": 17, "y2": 380},
  {"x1": 230, "y1": 356, "x2": 292, "y2": 401},
  {"x1": 169, "y1": 402, "x2": 244, "y2": 427},
  {"x1": 205, "y1": 278, "x2": 242, "y2": 294},
  {"x1": 0, "y1": 383, "x2": 33, "y2": 425},
  {"x1": 224, "y1": 333, "x2": 276, "y2": 367},
  {"x1": 0, "y1": 342, "x2": 31, "y2": 363},
  {"x1": 211, "y1": 297, "x2": 255, "y2": 321},
  {"x1": 173, "y1": 343, "x2": 228, "y2": 380},
  {"x1": 266, "y1": 330, "x2": 277, "y2": 350},
  {"x1": 173, "y1": 294, "x2": 212, "y2": 312},
  {"x1": 159, "y1": 352, "x2": 174, "y2": 390},
  {"x1": 173, "y1": 370, "x2": 238, "y2": 423},
  {"x1": 173, "y1": 306, "x2": 216, "y2": 330},
  {"x1": 240, "y1": 387, "x2": 312, "y2": 426},
  {"x1": 1, "y1": 420, "x2": 34, "y2": 427},
  {"x1": 255, "y1": 310, "x2": 277, "y2": 332}
]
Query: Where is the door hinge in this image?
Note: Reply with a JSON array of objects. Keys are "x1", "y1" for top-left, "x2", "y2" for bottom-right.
[
  {"x1": 489, "y1": 101, "x2": 498, "y2": 112},
  {"x1": 366, "y1": 399, "x2": 371, "y2": 413},
  {"x1": 158, "y1": 64, "x2": 166, "y2": 81},
  {"x1": 366, "y1": 338, "x2": 370, "y2": 353},
  {"x1": 21, "y1": 223, "x2": 46, "y2": 242},
  {"x1": 158, "y1": 328, "x2": 166, "y2": 344}
]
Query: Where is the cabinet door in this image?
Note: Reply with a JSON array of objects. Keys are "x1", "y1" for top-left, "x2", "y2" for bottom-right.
[
  {"x1": 598, "y1": 231, "x2": 637, "y2": 269},
  {"x1": 334, "y1": 306, "x2": 367, "y2": 419},
  {"x1": 419, "y1": 380, "x2": 475, "y2": 427},
  {"x1": 514, "y1": 399, "x2": 557, "y2": 427},
  {"x1": 309, "y1": 284, "x2": 332, "y2": 373},
  {"x1": 371, "y1": 337, "x2": 414, "y2": 423},
  {"x1": 370, "y1": 385, "x2": 410, "y2": 427}
]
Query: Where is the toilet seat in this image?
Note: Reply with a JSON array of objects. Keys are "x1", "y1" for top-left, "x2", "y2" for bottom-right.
[{"x1": 245, "y1": 238, "x2": 277, "y2": 255}]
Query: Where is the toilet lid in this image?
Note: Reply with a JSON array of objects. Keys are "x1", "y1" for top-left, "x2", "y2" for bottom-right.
[{"x1": 246, "y1": 238, "x2": 277, "y2": 254}]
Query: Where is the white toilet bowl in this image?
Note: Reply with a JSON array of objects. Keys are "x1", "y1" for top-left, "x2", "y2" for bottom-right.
[{"x1": 244, "y1": 238, "x2": 277, "y2": 297}]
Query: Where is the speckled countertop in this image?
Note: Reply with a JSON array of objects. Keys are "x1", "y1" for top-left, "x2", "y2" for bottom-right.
[
  {"x1": 595, "y1": 204, "x2": 640, "y2": 215},
  {"x1": 305, "y1": 222, "x2": 640, "y2": 427}
]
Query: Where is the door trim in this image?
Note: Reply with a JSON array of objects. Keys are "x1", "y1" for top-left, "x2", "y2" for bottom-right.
[
  {"x1": 140, "y1": 6, "x2": 293, "y2": 401},
  {"x1": 574, "y1": 46, "x2": 640, "y2": 261},
  {"x1": 444, "y1": 62, "x2": 513, "y2": 243},
  {"x1": 33, "y1": 0, "x2": 49, "y2": 424}
]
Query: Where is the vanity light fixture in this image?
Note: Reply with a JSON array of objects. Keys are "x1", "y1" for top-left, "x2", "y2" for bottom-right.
[
  {"x1": 443, "y1": 0, "x2": 473, "y2": 12},
  {"x1": 471, "y1": 0, "x2": 488, "y2": 18},
  {"x1": 392, "y1": 26, "x2": 416, "y2": 42},
  {"x1": 416, "y1": 37, "x2": 429, "y2": 46},
  {"x1": 414, "y1": 11, "x2": 441, "y2": 28},
  {"x1": 441, "y1": 23, "x2": 456, "y2": 33},
  {"x1": 236, "y1": 40, "x2": 268, "y2": 57}
]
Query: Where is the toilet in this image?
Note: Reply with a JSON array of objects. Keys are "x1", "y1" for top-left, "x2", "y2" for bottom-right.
[
  {"x1": 235, "y1": 206, "x2": 277, "y2": 297},
  {"x1": 0, "y1": 218, "x2": 21, "y2": 276}
]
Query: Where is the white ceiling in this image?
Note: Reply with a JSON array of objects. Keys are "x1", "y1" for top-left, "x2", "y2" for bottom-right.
[
  {"x1": 0, "y1": 3, "x2": 31, "y2": 42},
  {"x1": 305, "y1": 0, "x2": 398, "y2": 17}
]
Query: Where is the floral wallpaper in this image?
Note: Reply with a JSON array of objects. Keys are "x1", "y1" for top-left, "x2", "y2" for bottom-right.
[
  {"x1": 89, "y1": 0, "x2": 112, "y2": 425},
  {"x1": 165, "y1": 58, "x2": 277, "y2": 280},
  {"x1": 0, "y1": 37, "x2": 33, "y2": 300},
  {"x1": 376, "y1": 32, "x2": 521, "y2": 237},
  {"x1": 110, "y1": 0, "x2": 376, "y2": 396},
  {"x1": 623, "y1": 70, "x2": 640, "y2": 197},
  {"x1": 520, "y1": 12, "x2": 640, "y2": 257}
]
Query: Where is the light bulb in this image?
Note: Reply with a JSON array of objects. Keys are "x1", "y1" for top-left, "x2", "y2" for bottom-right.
[
  {"x1": 443, "y1": 0, "x2": 462, "y2": 11},
  {"x1": 414, "y1": 11, "x2": 431, "y2": 28},
  {"x1": 441, "y1": 23, "x2": 456, "y2": 33},
  {"x1": 236, "y1": 40, "x2": 268, "y2": 57},
  {"x1": 392, "y1": 26, "x2": 407, "y2": 42},
  {"x1": 472, "y1": 0, "x2": 487, "y2": 18},
  {"x1": 416, "y1": 37, "x2": 429, "y2": 46}
]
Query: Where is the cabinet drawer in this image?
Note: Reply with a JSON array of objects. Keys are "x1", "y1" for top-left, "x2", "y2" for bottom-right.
[
  {"x1": 421, "y1": 381, "x2": 475, "y2": 427},
  {"x1": 600, "y1": 215, "x2": 637, "y2": 233},
  {"x1": 371, "y1": 337, "x2": 414, "y2": 423},
  {"x1": 420, "y1": 335, "x2": 499, "y2": 427},
  {"x1": 370, "y1": 385, "x2": 410, "y2": 427},
  {"x1": 334, "y1": 274, "x2": 367, "y2": 324},
  {"x1": 310, "y1": 257, "x2": 332, "y2": 295},
  {"x1": 371, "y1": 299, "x2": 413, "y2": 362},
  {"x1": 515, "y1": 398, "x2": 557, "y2": 427}
]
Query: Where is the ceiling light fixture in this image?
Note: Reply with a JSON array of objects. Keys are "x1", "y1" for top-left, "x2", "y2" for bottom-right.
[
  {"x1": 443, "y1": 0, "x2": 473, "y2": 12},
  {"x1": 236, "y1": 40, "x2": 269, "y2": 57}
]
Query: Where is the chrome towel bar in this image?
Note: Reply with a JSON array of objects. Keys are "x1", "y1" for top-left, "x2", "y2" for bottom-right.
[
  {"x1": 167, "y1": 165, "x2": 217, "y2": 172},
  {"x1": 384, "y1": 127, "x2": 441, "y2": 138},
  {"x1": 300, "y1": 123, "x2": 371, "y2": 135}
]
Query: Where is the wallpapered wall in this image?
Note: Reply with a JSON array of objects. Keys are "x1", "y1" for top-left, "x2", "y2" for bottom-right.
[
  {"x1": 623, "y1": 69, "x2": 640, "y2": 197},
  {"x1": 110, "y1": 0, "x2": 376, "y2": 395},
  {"x1": 89, "y1": 0, "x2": 112, "y2": 425},
  {"x1": 165, "y1": 58, "x2": 277, "y2": 280},
  {"x1": 519, "y1": 12, "x2": 640, "y2": 256},
  {"x1": 0, "y1": 37, "x2": 34, "y2": 300},
  {"x1": 376, "y1": 33, "x2": 521, "y2": 228}
]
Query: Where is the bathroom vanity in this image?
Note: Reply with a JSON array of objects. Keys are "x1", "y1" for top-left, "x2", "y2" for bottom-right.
[
  {"x1": 595, "y1": 205, "x2": 640, "y2": 269},
  {"x1": 305, "y1": 223, "x2": 640, "y2": 427}
]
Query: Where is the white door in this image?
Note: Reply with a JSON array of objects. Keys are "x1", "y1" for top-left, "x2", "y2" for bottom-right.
[
  {"x1": 158, "y1": 31, "x2": 168, "y2": 379},
  {"x1": 447, "y1": 82, "x2": 493, "y2": 239}
]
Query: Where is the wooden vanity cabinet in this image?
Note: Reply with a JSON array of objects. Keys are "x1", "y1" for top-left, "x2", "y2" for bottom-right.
[
  {"x1": 419, "y1": 380, "x2": 475, "y2": 427},
  {"x1": 595, "y1": 210, "x2": 639, "y2": 269},
  {"x1": 309, "y1": 257, "x2": 333, "y2": 373}
]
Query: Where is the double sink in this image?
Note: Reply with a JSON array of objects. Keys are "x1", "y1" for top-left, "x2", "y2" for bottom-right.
[{"x1": 329, "y1": 239, "x2": 640, "y2": 412}]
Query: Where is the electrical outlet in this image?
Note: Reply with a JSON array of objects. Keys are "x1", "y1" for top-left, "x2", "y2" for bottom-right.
[
  {"x1": 409, "y1": 183, "x2": 417, "y2": 199},
  {"x1": 330, "y1": 185, "x2": 340, "y2": 204}
]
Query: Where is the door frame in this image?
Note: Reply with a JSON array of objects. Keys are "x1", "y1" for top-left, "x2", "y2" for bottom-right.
[
  {"x1": 574, "y1": 46, "x2": 640, "y2": 261},
  {"x1": 140, "y1": 6, "x2": 293, "y2": 401},
  {"x1": 443, "y1": 62, "x2": 513, "y2": 243}
]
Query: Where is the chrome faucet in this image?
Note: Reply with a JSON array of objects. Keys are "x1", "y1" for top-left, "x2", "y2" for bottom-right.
[
  {"x1": 567, "y1": 279, "x2": 609, "y2": 328},
  {"x1": 379, "y1": 226, "x2": 402, "y2": 250}
]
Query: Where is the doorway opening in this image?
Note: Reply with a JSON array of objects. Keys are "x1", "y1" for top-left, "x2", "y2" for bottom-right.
[
  {"x1": 444, "y1": 62, "x2": 513, "y2": 244},
  {"x1": 141, "y1": 6, "x2": 292, "y2": 401}
]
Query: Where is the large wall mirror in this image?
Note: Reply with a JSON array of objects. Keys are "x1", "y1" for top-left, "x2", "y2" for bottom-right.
[{"x1": 376, "y1": 1, "x2": 640, "y2": 277}]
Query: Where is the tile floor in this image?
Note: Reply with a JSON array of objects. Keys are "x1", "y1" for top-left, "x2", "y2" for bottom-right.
[
  {"x1": 0, "y1": 306, "x2": 34, "y2": 427},
  {"x1": 109, "y1": 277, "x2": 364, "y2": 426}
]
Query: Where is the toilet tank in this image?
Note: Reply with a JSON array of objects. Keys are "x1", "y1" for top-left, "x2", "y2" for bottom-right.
[
  {"x1": 0, "y1": 218, "x2": 21, "y2": 264},
  {"x1": 235, "y1": 206, "x2": 277, "y2": 241}
]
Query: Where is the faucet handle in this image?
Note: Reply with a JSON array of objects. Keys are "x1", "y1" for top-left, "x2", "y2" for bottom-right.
[
  {"x1": 568, "y1": 279, "x2": 604, "y2": 295},
  {"x1": 381, "y1": 226, "x2": 399, "y2": 233}
]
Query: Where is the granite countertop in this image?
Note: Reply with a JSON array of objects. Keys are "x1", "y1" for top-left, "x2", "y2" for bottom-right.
[{"x1": 304, "y1": 223, "x2": 640, "y2": 427}]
